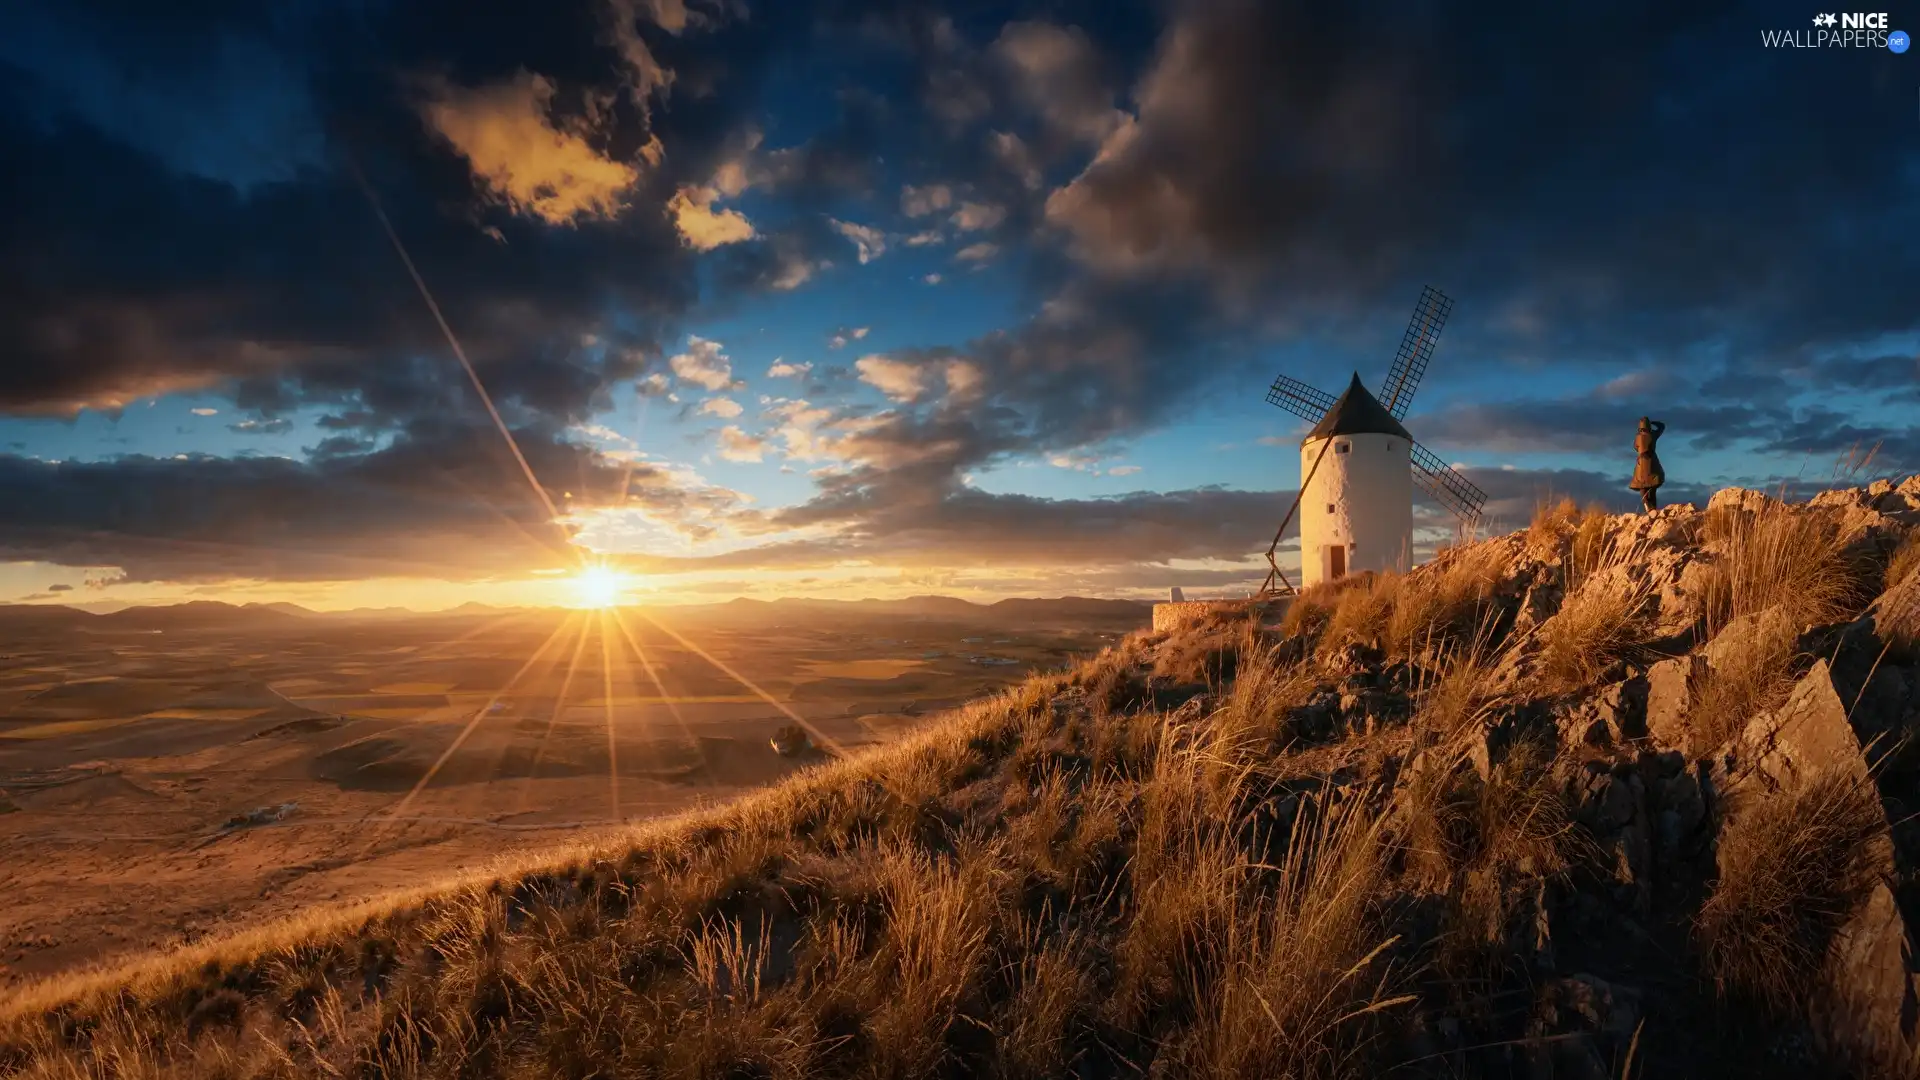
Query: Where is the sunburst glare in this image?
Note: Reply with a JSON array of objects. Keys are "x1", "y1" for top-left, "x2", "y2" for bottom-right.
[{"x1": 568, "y1": 564, "x2": 632, "y2": 609}]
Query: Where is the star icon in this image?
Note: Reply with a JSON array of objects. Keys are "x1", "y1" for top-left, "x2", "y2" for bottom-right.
[{"x1": 1814, "y1": 12, "x2": 1837, "y2": 26}]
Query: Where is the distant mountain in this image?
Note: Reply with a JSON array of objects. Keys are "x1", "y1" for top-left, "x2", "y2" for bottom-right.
[
  {"x1": 93, "y1": 601, "x2": 307, "y2": 630},
  {"x1": 986, "y1": 597, "x2": 1154, "y2": 621},
  {"x1": 681, "y1": 594, "x2": 1149, "y2": 624},
  {"x1": 250, "y1": 602, "x2": 318, "y2": 618},
  {"x1": 0, "y1": 604, "x2": 97, "y2": 631}
]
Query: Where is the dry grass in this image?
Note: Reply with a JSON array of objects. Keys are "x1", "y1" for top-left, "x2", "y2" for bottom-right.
[
  {"x1": 1888, "y1": 527, "x2": 1920, "y2": 592},
  {"x1": 1536, "y1": 566, "x2": 1653, "y2": 691},
  {"x1": 1413, "y1": 622, "x2": 1508, "y2": 739},
  {"x1": 1386, "y1": 543, "x2": 1503, "y2": 660},
  {"x1": 0, "y1": 631, "x2": 1416, "y2": 1080},
  {"x1": 1697, "y1": 769, "x2": 1890, "y2": 1019},
  {"x1": 1321, "y1": 573, "x2": 1398, "y2": 654},
  {"x1": 1528, "y1": 498, "x2": 1612, "y2": 588},
  {"x1": 1700, "y1": 498, "x2": 1871, "y2": 635},
  {"x1": 1687, "y1": 613, "x2": 1802, "y2": 754},
  {"x1": 1278, "y1": 580, "x2": 1344, "y2": 643},
  {"x1": 1398, "y1": 740, "x2": 1576, "y2": 979}
]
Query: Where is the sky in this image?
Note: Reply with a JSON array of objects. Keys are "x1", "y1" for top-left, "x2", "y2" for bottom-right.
[{"x1": 0, "y1": 0, "x2": 1916, "y2": 610}]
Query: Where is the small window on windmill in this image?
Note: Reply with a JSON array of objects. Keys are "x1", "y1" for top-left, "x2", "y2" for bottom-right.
[
  {"x1": 1326, "y1": 503, "x2": 1335, "y2": 514},
  {"x1": 1336, "y1": 441, "x2": 1350, "y2": 454}
]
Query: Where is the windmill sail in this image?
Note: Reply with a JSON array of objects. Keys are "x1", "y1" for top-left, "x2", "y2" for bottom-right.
[
  {"x1": 1379, "y1": 286, "x2": 1453, "y2": 420},
  {"x1": 1264, "y1": 374, "x2": 1338, "y2": 424},
  {"x1": 1410, "y1": 439, "x2": 1487, "y2": 524}
]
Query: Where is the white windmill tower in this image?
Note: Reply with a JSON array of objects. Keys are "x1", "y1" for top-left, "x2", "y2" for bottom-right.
[{"x1": 1257, "y1": 287, "x2": 1487, "y2": 594}]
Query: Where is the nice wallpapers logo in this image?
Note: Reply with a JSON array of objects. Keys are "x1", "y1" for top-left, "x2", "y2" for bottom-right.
[{"x1": 1762, "y1": 12, "x2": 1909, "y2": 48}]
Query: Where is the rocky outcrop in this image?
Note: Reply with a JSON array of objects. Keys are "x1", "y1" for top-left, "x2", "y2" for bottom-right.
[{"x1": 1733, "y1": 660, "x2": 1920, "y2": 1073}]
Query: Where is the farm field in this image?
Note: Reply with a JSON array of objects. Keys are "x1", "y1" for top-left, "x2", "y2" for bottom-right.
[{"x1": 0, "y1": 598, "x2": 1146, "y2": 988}]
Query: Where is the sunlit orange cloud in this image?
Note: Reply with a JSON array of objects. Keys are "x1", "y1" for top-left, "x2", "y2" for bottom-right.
[{"x1": 417, "y1": 72, "x2": 649, "y2": 226}]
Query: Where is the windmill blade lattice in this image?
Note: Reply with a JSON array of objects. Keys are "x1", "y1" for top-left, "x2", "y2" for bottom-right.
[
  {"x1": 1379, "y1": 286, "x2": 1453, "y2": 420},
  {"x1": 1264, "y1": 374, "x2": 1338, "y2": 424},
  {"x1": 1410, "y1": 439, "x2": 1488, "y2": 524}
]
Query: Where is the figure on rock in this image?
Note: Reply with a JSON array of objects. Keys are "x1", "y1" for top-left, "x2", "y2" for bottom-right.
[{"x1": 1630, "y1": 417, "x2": 1667, "y2": 512}]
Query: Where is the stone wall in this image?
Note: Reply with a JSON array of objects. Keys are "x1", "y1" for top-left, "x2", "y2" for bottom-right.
[{"x1": 1151, "y1": 600, "x2": 1249, "y2": 633}]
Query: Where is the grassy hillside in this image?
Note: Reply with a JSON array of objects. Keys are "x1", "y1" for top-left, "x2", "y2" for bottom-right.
[{"x1": 4, "y1": 479, "x2": 1920, "y2": 1079}]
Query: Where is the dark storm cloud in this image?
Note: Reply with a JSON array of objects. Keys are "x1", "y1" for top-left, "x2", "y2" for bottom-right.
[
  {"x1": 1043, "y1": 0, "x2": 1920, "y2": 366},
  {"x1": 0, "y1": 421, "x2": 681, "y2": 581},
  {"x1": 0, "y1": 0, "x2": 832, "y2": 422},
  {"x1": 1417, "y1": 369, "x2": 1920, "y2": 472}
]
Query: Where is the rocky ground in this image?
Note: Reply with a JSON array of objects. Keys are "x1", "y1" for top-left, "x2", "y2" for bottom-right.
[{"x1": 3, "y1": 476, "x2": 1919, "y2": 1079}]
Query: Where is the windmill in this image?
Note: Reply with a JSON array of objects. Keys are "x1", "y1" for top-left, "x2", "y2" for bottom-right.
[{"x1": 1257, "y1": 286, "x2": 1488, "y2": 596}]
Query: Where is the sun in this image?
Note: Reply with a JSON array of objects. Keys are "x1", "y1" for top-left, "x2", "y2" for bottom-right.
[{"x1": 568, "y1": 564, "x2": 630, "y2": 609}]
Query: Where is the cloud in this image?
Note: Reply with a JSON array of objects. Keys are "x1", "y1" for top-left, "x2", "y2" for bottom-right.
[
  {"x1": 923, "y1": 272, "x2": 943, "y2": 285},
  {"x1": 954, "y1": 241, "x2": 999, "y2": 263},
  {"x1": 715, "y1": 424, "x2": 765, "y2": 462},
  {"x1": 0, "y1": 420, "x2": 658, "y2": 581},
  {"x1": 699, "y1": 396, "x2": 743, "y2": 418},
  {"x1": 766, "y1": 359, "x2": 812, "y2": 378},
  {"x1": 47, "y1": 582, "x2": 74, "y2": 592},
  {"x1": 951, "y1": 201, "x2": 1006, "y2": 231},
  {"x1": 190, "y1": 407, "x2": 219, "y2": 416},
  {"x1": 669, "y1": 336, "x2": 735, "y2": 391},
  {"x1": 826, "y1": 326, "x2": 870, "y2": 349},
  {"x1": 988, "y1": 130, "x2": 1042, "y2": 190},
  {"x1": 991, "y1": 21, "x2": 1128, "y2": 148},
  {"x1": 900, "y1": 183, "x2": 954, "y2": 217},
  {"x1": 829, "y1": 218, "x2": 887, "y2": 263},
  {"x1": 228, "y1": 417, "x2": 293, "y2": 435},
  {"x1": 417, "y1": 72, "x2": 644, "y2": 226},
  {"x1": 854, "y1": 355, "x2": 933, "y2": 403},
  {"x1": 573, "y1": 423, "x2": 636, "y2": 446},
  {"x1": 669, "y1": 186, "x2": 756, "y2": 250},
  {"x1": 636, "y1": 372, "x2": 673, "y2": 397},
  {"x1": 904, "y1": 230, "x2": 944, "y2": 247},
  {"x1": 1108, "y1": 464, "x2": 1141, "y2": 476}
]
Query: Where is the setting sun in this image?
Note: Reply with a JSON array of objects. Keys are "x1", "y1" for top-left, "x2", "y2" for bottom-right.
[{"x1": 568, "y1": 564, "x2": 630, "y2": 608}]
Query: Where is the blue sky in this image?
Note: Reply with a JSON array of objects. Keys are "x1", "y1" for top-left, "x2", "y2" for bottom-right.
[{"x1": 0, "y1": 0, "x2": 1915, "y2": 609}]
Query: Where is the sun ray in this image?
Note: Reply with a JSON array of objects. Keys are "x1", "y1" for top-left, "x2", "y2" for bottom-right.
[
  {"x1": 606, "y1": 608, "x2": 715, "y2": 785},
  {"x1": 360, "y1": 614, "x2": 576, "y2": 847},
  {"x1": 514, "y1": 614, "x2": 592, "y2": 818},
  {"x1": 346, "y1": 154, "x2": 569, "y2": 550},
  {"x1": 403, "y1": 608, "x2": 549, "y2": 665},
  {"x1": 622, "y1": 607, "x2": 849, "y2": 757},
  {"x1": 597, "y1": 611, "x2": 621, "y2": 823}
]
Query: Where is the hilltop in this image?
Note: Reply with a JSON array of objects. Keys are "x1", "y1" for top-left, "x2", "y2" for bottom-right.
[{"x1": 4, "y1": 477, "x2": 1919, "y2": 1078}]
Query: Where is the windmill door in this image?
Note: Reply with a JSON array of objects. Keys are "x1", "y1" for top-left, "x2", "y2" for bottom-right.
[{"x1": 1328, "y1": 545, "x2": 1347, "y2": 580}]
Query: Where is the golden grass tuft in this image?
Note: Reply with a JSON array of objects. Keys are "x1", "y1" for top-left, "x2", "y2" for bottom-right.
[
  {"x1": 1697, "y1": 769, "x2": 1890, "y2": 1019},
  {"x1": 1537, "y1": 567, "x2": 1654, "y2": 691},
  {"x1": 1320, "y1": 572, "x2": 1398, "y2": 654},
  {"x1": 1888, "y1": 527, "x2": 1920, "y2": 592},
  {"x1": 1528, "y1": 497, "x2": 1612, "y2": 587},
  {"x1": 1386, "y1": 542, "x2": 1503, "y2": 659},
  {"x1": 1700, "y1": 498, "x2": 1871, "y2": 635},
  {"x1": 1686, "y1": 613, "x2": 1802, "y2": 754}
]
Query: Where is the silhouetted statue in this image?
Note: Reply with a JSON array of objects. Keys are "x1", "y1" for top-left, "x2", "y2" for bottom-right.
[{"x1": 1630, "y1": 417, "x2": 1666, "y2": 512}]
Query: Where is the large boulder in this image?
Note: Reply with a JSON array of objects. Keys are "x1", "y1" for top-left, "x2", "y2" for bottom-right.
[
  {"x1": 1741, "y1": 659, "x2": 1871, "y2": 791},
  {"x1": 1736, "y1": 661, "x2": 1920, "y2": 1071},
  {"x1": 1820, "y1": 882, "x2": 1920, "y2": 1076},
  {"x1": 1875, "y1": 572, "x2": 1920, "y2": 661},
  {"x1": 1644, "y1": 654, "x2": 1704, "y2": 751}
]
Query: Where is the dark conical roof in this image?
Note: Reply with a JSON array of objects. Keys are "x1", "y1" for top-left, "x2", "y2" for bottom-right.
[{"x1": 1306, "y1": 373, "x2": 1413, "y2": 442}]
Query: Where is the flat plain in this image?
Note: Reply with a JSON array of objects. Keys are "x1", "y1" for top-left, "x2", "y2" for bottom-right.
[{"x1": 0, "y1": 597, "x2": 1146, "y2": 989}]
